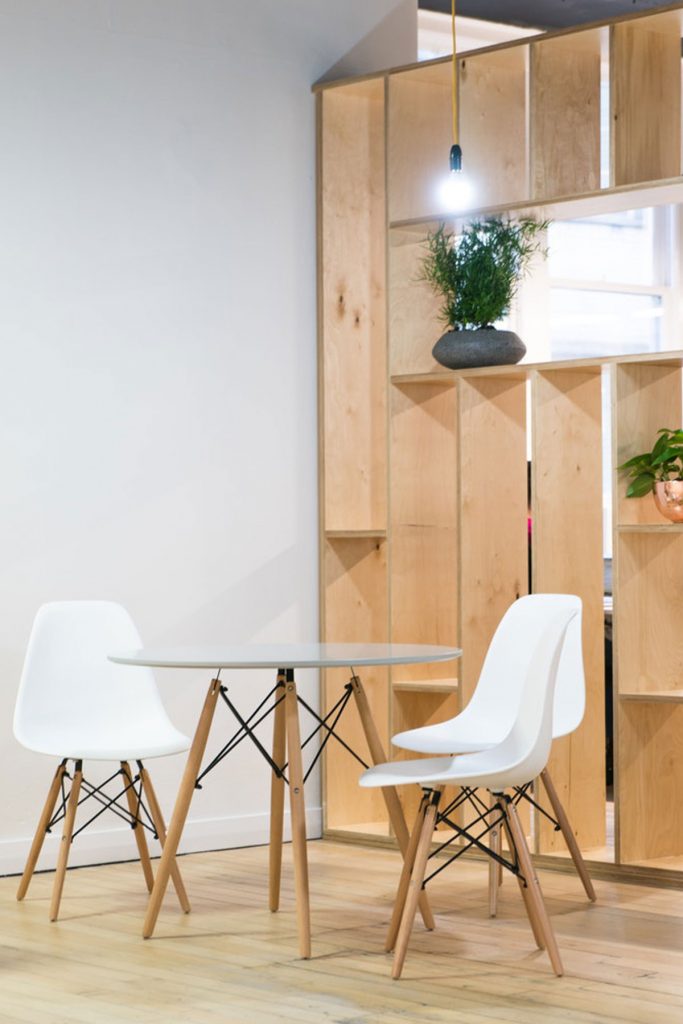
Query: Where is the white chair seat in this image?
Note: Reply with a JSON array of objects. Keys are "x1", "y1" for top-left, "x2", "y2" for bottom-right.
[
  {"x1": 391, "y1": 724, "x2": 497, "y2": 755},
  {"x1": 19, "y1": 720, "x2": 189, "y2": 761}
]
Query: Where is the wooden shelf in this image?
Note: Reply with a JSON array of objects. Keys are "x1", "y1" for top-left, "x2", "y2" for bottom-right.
[
  {"x1": 388, "y1": 177, "x2": 683, "y2": 234},
  {"x1": 392, "y1": 678, "x2": 458, "y2": 694},
  {"x1": 616, "y1": 523, "x2": 683, "y2": 533},
  {"x1": 620, "y1": 690, "x2": 683, "y2": 703},
  {"x1": 326, "y1": 530, "x2": 387, "y2": 540}
]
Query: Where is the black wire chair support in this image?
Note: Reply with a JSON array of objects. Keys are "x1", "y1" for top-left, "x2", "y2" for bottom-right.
[{"x1": 46, "y1": 760, "x2": 157, "y2": 844}]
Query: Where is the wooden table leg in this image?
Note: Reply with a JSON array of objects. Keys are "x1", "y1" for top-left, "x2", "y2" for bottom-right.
[
  {"x1": 269, "y1": 670, "x2": 287, "y2": 912},
  {"x1": 121, "y1": 761, "x2": 154, "y2": 893},
  {"x1": 284, "y1": 669, "x2": 311, "y2": 959},
  {"x1": 349, "y1": 673, "x2": 435, "y2": 931},
  {"x1": 139, "y1": 764, "x2": 191, "y2": 913},
  {"x1": 142, "y1": 677, "x2": 221, "y2": 939}
]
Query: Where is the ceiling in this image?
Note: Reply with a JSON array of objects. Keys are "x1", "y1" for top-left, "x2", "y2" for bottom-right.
[{"x1": 418, "y1": 0, "x2": 676, "y2": 30}]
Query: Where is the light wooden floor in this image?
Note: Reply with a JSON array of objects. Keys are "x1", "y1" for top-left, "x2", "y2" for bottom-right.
[{"x1": 3, "y1": 839, "x2": 683, "y2": 1024}]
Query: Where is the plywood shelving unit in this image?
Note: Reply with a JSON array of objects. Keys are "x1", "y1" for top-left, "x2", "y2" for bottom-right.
[{"x1": 317, "y1": 3, "x2": 683, "y2": 882}]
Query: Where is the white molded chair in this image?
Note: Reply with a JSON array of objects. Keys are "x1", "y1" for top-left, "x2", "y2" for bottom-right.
[
  {"x1": 392, "y1": 594, "x2": 595, "y2": 911},
  {"x1": 14, "y1": 601, "x2": 191, "y2": 921},
  {"x1": 360, "y1": 599, "x2": 579, "y2": 978}
]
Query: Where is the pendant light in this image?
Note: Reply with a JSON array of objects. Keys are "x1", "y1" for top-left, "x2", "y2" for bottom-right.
[{"x1": 439, "y1": 0, "x2": 475, "y2": 210}]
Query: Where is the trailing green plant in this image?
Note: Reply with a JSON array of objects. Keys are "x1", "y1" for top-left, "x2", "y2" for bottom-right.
[
  {"x1": 422, "y1": 217, "x2": 548, "y2": 331},
  {"x1": 618, "y1": 428, "x2": 683, "y2": 497}
]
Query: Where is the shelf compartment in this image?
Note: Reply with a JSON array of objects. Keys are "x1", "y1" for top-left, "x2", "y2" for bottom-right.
[
  {"x1": 616, "y1": 523, "x2": 683, "y2": 533},
  {"x1": 390, "y1": 381, "x2": 458, "y2": 685},
  {"x1": 610, "y1": 10, "x2": 683, "y2": 187},
  {"x1": 458, "y1": 375, "x2": 527, "y2": 702},
  {"x1": 321, "y1": 80, "x2": 387, "y2": 533},
  {"x1": 615, "y1": 531, "x2": 683, "y2": 697},
  {"x1": 388, "y1": 229, "x2": 443, "y2": 378},
  {"x1": 322, "y1": 536, "x2": 389, "y2": 831},
  {"x1": 459, "y1": 45, "x2": 529, "y2": 209},
  {"x1": 532, "y1": 369, "x2": 606, "y2": 854},
  {"x1": 618, "y1": 702, "x2": 683, "y2": 862},
  {"x1": 613, "y1": 361, "x2": 683, "y2": 527},
  {"x1": 530, "y1": 29, "x2": 602, "y2": 200}
]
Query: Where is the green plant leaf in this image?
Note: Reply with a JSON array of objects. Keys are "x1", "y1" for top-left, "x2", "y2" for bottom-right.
[{"x1": 626, "y1": 473, "x2": 656, "y2": 498}]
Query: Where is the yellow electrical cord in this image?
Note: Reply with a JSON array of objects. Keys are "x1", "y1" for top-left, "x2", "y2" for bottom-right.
[{"x1": 451, "y1": 0, "x2": 458, "y2": 146}]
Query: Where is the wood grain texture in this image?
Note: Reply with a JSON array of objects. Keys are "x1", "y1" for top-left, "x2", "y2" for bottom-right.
[
  {"x1": 387, "y1": 64, "x2": 451, "y2": 223},
  {"x1": 532, "y1": 370, "x2": 605, "y2": 854},
  {"x1": 530, "y1": 31, "x2": 601, "y2": 199},
  {"x1": 619, "y1": 702, "x2": 683, "y2": 862},
  {"x1": 613, "y1": 362, "x2": 683, "y2": 526},
  {"x1": 459, "y1": 46, "x2": 529, "y2": 208},
  {"x1": 323, "y1": 538, "x2": 389, "y2": 831},
  {"x1": 9, "y1": 840, "x2": 683, "y2": 1022},
  {"x1": 388, "y1": 231, "x2": 443, "y2": 378},
  {"x1": 611, "y1": 14, "x2": 682, "y2": 186},
  {"x1": 458, "y1": 375, "x2": 528, "y2": 702},
  {"x1": 321, "y1": 82, "x2": 387, "y2": 532},
  {"x1": 616, "y1": 532, "x2": 683, "y2": 696}
]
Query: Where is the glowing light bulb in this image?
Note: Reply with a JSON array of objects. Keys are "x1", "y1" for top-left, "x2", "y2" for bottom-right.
[{"x1": 439, "y1": 169, "x2": 475, "y2": 211}]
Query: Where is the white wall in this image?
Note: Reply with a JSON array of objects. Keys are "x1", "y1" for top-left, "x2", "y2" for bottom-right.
[{"x1": 0, "y1": 0, "x2": 416, "y2": 874}]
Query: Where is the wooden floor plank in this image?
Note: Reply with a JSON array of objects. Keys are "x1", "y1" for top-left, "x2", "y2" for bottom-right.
[{"x1": 2, "y1": 840, "x2": 683, "y2": 1022}]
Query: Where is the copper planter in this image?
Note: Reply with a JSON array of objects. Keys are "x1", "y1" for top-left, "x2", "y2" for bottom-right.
[{"x1": 653, "y1": 480, "x2": 683, "y2": 522}]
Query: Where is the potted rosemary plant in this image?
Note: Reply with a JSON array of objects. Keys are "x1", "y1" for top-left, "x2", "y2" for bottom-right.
[
  {"x1": 618, "y1": 427, "x2": 683, "y2": 522},
  {"x1": 423, "y1": 217, "x2": 547, "y2": 369}
]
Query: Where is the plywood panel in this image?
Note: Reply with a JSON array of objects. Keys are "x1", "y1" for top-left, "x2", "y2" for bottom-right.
[
  {"x1": 387, "y1": 64, "x2": 451, "y2": 223},
  {"x1": 458, "y1": 375, "x2": 528, "y2": 703},
  {"x1": 459, "y1": 46, "x2": 529, "y2": 208},
  {"x1": 619, "y1": 702, "x2": 683, "y2": 861},
  {"x1": 532, "y1": 369, "x2": 605, "y2": 853},
  {"x1": 610, "y1": 14, "x2": 682, "y2": 186},
  {"x1": 323, "y1": 537, "x2": 389, "y2": 830},
  {"x1": 389, "y1": 231, "x2": 444, "y2": 377},
  {"x1": 613, "y1": 362, "x2": 682, "y2": 525},
  {"x1": 616, "y1": 532, "x2": 683, "y2": 696},
  {"x1": 530, "y1": 31, "x2": 601, "y2": 199},
  {"x1": 391, "y1": 525, "x2": 458, "y2": 685},
  {"x1": 390, "y1": 382, "x2": 458, "y2": 685},
  {"x1": 322, "y1": 82, "x2": 387, "y2": 532},
  {"x1": 391, "y1": 382, "x2": 458, "y2": 528}
]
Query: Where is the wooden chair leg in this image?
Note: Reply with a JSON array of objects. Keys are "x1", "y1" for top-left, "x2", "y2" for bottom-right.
[
  {"x1": 540, "y1": 767, "x2": 596, "y2": 902},
  {"x1": 138, "y1": 764, "x2": 190, "y2": 913},
  {"x1": 503, "y1": 796, "x2": 564, "y2": 977},
  {"x1": 488, "y1": 800, "x2": 503, "y2": 918},
  {"x1": 17, "y1": 760, "x2": 68, "y2": 901},
  {"x1": 392, "y1": 790, "x2": 441, "y2": 981},
  {"x1": 143, "y1": 677, "x2": 221, "y2": 939},
  {"x1": 497, "y1": 796, "x2": 545, "y2": 951},
  {"x1": 284, "y1": 671, "x2": 311, "y2": 959},
  {"x1": 49, "y1": 762, "x2": 83, "y2": 922},
  {"x1": 349, "y1": 673, "x2": 434, "y2": 931},
  {"x1": 386, "y1": 791, "x2": 429, "y2": 952},
  {"x1": 121, "y1": 761, "x2": 154, "y2": 893},
  {"x1": 269, "y1": 671, "x2": 287, "y2": 913}
]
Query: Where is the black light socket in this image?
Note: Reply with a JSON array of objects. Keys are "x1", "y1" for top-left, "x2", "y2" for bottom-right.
[{"x1": 449, "y1": 143, "x2": 463, "y2": 172}]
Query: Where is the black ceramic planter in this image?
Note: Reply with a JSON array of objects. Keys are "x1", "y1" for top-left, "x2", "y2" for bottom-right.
[{"x1": 432, "y1": 327, "x2": 526, "y2": 370}]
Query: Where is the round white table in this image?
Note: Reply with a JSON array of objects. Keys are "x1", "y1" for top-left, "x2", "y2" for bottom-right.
[{"x1": 110, "y1": 642, "x2": 461, "y2": 957}]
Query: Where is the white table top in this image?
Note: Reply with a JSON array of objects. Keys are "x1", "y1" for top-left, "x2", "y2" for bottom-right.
[{"x1": 109, "y1": 642, "x2": 462, "y2": 670}]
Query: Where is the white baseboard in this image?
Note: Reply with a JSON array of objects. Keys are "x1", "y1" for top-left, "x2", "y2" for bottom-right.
[{"x1": 0, "y1": 806, "x2": 323, "y2": 877}]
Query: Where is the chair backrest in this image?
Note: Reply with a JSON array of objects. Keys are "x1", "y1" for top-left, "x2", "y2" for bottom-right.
[
  {"x1": 488, "y1": 602, "x2": 579, "y2": 788},
  {"x1": 14, "y1": 601, "x2": 169, "y2": 750},
  {"x1": 459, "y1": 594, "x2": 584, "y2": 742}
]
